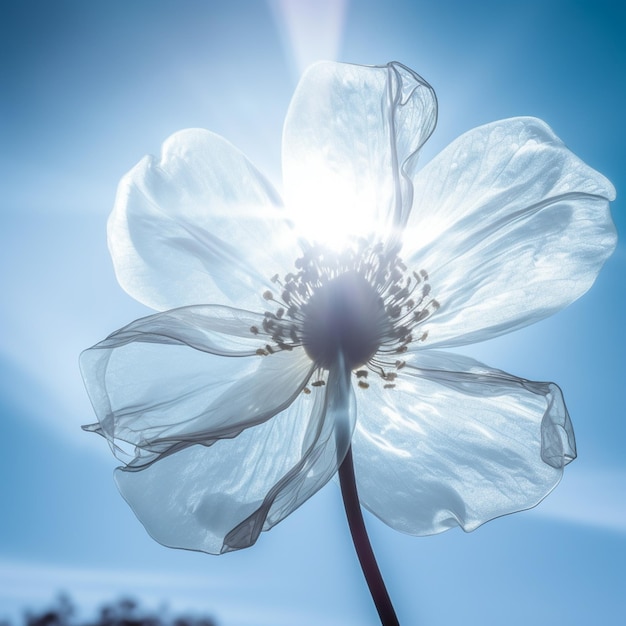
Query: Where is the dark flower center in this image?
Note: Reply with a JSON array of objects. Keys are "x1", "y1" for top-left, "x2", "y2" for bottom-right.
[{"x1": 300, "y1": 271, "x2": 390, "y2": 370}]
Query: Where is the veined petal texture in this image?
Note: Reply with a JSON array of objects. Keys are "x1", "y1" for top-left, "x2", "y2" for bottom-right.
[
  {"x1": 115, "y1": 362, "x2": 356, "y2": 554},
  {"x1": 283, "y1": 61, "x2": 437, "y2": 246},
  {"x1": 80, "y1": 305, "x2": 314, "y2": 468},
  {"x1": 352, "y1": 350, "x2": 575, "y2": 535},
  {"x1": 403, "y1": 117, "x2": 616, "y2": 347},
  {"x1": 108, "y1": 129, "x2": 299, "y2": 312}
]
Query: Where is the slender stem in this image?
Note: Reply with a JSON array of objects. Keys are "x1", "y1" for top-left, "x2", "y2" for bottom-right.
[{"x1": 338, "y1": 445, "x2": 400, "y2": 626}]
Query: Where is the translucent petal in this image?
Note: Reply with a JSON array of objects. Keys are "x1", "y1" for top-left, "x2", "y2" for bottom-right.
[
  {"x1": 80, "y1": 305, "x2": 314, "y2": 468},
  {"x1": 352, "y1": 350, "x2": 575, "y2": 535},
  {"x1": 114, "y1": 363, "x2": 356, "y2": 554},
  {"x1": 283, "y1": 61, "x2": 437, "y2": 247},
  {"x1": 108, "y1": 128, "x2": 299, "y2": 311},
  {"x1": 402, "y1": 117, "x2": 616, "y2": 347}
]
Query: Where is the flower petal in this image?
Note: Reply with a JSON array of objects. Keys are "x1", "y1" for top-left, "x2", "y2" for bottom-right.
[
  {"x1": 80, "y1": 305, "x2": 314, "y2": 468},
  {"x1": 283, "y1": 61, "x2": 437, "y2": 247},
  {"x1": 109, "y1": 128, "x2": 299, "y2": 311},
  {"x1": 351, "y1": 350, "x2": 575, "y2": 535},
  {"x1": 114, "y1": 363, "x2": 356, "y2": 554},
  {"x1": 403, "y1": 117, "x2": 616, "y2": 347}
]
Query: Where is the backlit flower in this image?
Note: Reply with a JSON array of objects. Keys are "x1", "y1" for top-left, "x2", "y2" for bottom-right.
[{"x1": 81, "y1": 61, "x2": 616, "y2": 555}]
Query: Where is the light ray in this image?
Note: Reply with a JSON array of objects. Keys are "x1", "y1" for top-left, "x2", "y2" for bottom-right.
[
  {"x1": 268, "y1": 0, "x2": 349, "y2": 80},
  {"x1": 530, "y1": 468, "x2": 626, "y2": 533}
]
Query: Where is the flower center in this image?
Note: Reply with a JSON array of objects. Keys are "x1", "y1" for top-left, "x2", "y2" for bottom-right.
[
  {"x1": 255, "y1": 241, "x2": 440, "y2": 383},
  {"x1": 300, "y1": 271, "x2": 390, "y2": 370}
]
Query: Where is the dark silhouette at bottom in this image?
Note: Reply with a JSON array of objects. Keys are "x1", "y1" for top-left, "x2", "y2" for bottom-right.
[{"x1": 1, "y1": 595, "x2": 218, "y2": 626}]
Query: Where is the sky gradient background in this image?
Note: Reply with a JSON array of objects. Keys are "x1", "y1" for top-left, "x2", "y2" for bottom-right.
[{"x1": 1, "y1": 1, "x2": 625, "y2": 624}]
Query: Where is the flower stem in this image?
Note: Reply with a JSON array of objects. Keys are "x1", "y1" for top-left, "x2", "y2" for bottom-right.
[{"x1": 338, "y1": 445, "x2": 400, "y2": 626}]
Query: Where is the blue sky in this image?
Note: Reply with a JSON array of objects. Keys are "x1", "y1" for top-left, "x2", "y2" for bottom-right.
[{"x1": 1, "y1": 0, "x2": 624, "y2": 624}]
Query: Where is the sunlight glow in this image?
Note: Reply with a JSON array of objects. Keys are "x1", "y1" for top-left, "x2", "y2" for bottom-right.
[{"x1": 287, "y1": 153, "x2": 387, "y2": 249}]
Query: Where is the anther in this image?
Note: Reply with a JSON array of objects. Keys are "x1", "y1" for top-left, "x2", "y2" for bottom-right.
[{"x1": 414, "y1": 309, "x2": 430, "y2": 322}]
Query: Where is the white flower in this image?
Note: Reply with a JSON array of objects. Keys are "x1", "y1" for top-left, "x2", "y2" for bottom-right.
[{"x1": 81, "y1": 61, "x2": 616, "y2": 555}]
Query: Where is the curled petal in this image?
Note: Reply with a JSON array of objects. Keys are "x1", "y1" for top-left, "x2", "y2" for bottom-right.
[
  {"x1": 283, "y1": 61, "x2": 437, "y2": 246},
  {"x1": 115, "y1": 363, "x2": 356, "y2": 554},
  {"x1": 109, "y1": 129, "x2": 299, "y2": 311},
  {"x1": 403, "y1": 117, "x2": 616, "y2": 347},
  {"x1": 351, "y1": 350, "x2": 575, "y2": 535},
  {"x1": 80, "y1": 305, "x2": 314, "y2": 467}
]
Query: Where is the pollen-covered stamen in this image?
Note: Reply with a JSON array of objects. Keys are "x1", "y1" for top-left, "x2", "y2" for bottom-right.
[{"x1": 253, "y1": 242, "x2": 440, "y2": 381}]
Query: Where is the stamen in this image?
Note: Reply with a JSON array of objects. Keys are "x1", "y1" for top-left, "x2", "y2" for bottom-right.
[{"x1": 249, "y1": 242, "x2": 439, "y2": 387}]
